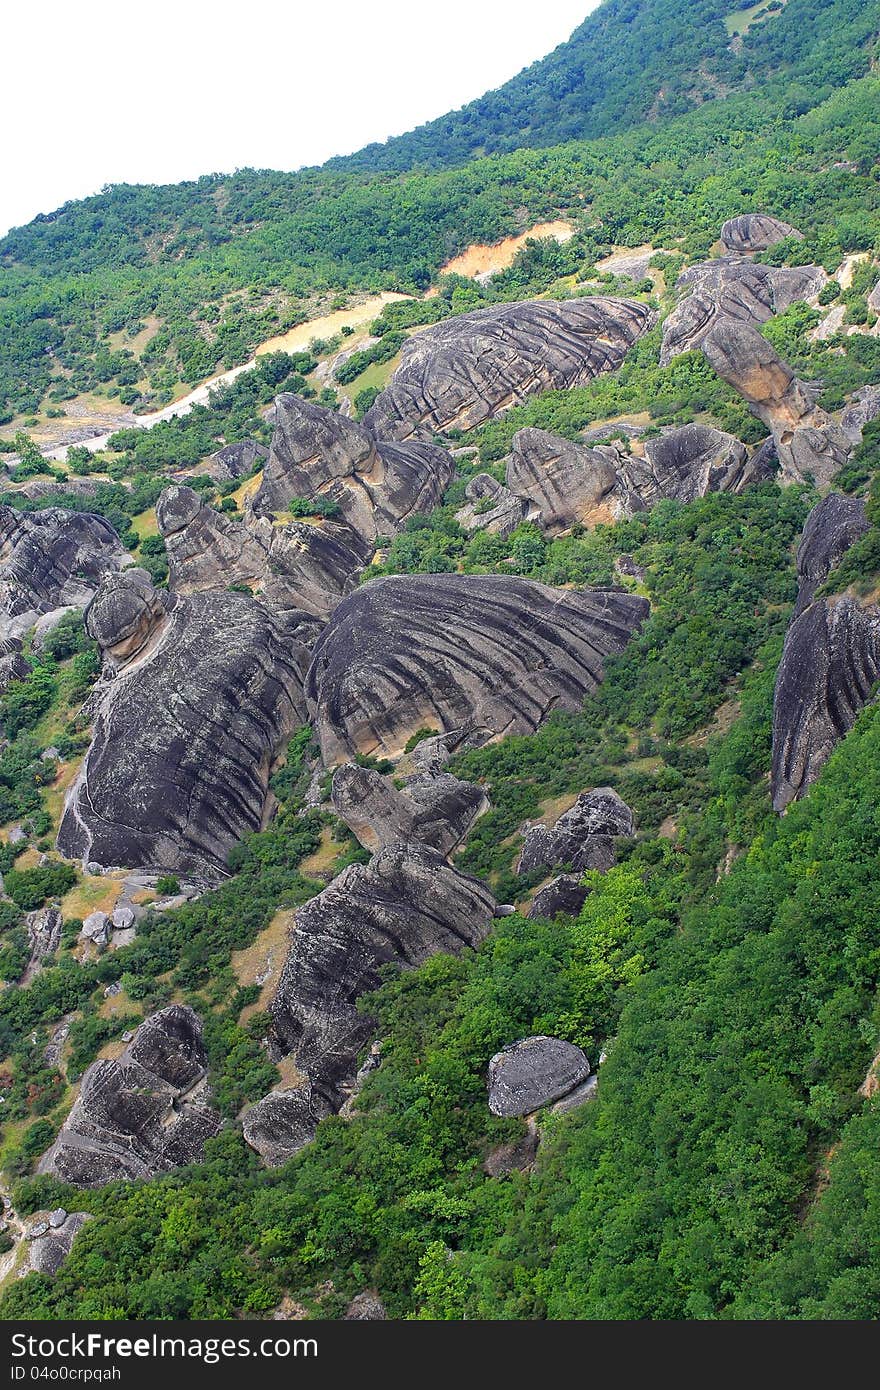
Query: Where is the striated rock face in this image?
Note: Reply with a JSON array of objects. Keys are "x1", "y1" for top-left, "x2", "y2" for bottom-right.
[
  {"x1": 0, "y1": 636, "x2": 31, "y2": 692},
  {"x1": 661, "y1": 257, "x2": 824, "y2": 363},
  {"x1": 793, "y1": 493, "x2": 869, "y2": 616},
  {"x1": 0, "y1": 506, "x2": 130, "y2": 639},
  {"x1": 57, "y1": 570, "x2": 317, "y2": 877},
  {"x1": 304, "y1": 573, "x2": 648, "y2": 765},
  {"x1": 719, "y1": 214, "x2": 802, "y2": 254},
  {"x1": 454, "y1": 474, "x2": 528, "y2": 537},
  {"x1": 23, "y1": 1213, "x2": 91, "y2": 1277},
  {"x1": 702, "y1": 317, "x2": 850, "y2": 487},
  {"x1": 209, "y1": 439, "x2": 268, "y2": 482},
  {"x1": 518, "y1": 787, "x2": 634, "y2": 876},
  {"x1": 331, "y1": 761, "x2": 486, "y2": 855},
  {"x1": 488, "y1": 1036, "x2": 591, "y2": 1117},
  {"x1": 526, "y1": 875, "x2": 591, "y2": 920},
  {"x1": 252, "y1": 394, "x2": 454, "y2": 542},
  {"x1": 252, "y1": 844, "x2": 497, "y2": 1164},
  {"x1": 841, "y1": 384, "x2": 880, "y2": 445},
  {"x1": 506, "y1": 429, "x2": 621, "y2": 529},
  {"x1": 158, "y1": 484, "x2": 368, "y2": 620},
  {"x1": 632, "y1": 423, "x2": 769, "y2": 503},
  {"x1": 771, "y1": 596, "x2": 880, "y2": 811},
  {"x1": 38, "y1": 1007, "x2": 222, "y2": 1185},
  {"x1": 364, "y1": 298, "x2": 654, "y2": 440}
]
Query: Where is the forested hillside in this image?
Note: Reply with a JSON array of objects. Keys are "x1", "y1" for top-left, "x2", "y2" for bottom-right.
[{"x1": 0, "y1": 0, "x2": 879, "y2": 1325}]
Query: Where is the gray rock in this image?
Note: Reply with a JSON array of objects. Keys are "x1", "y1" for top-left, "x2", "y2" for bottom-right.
[
  {"x1": 27, "y1": 1221, "x2": 50, "y2": 1239},
  {"x1": 57, "y1": 571, "x2": 318, "y2": 878},
  {"x1": 518, "y1": 788, "x2": 634, "y2": 876},
  {"x1": 506, "y1": 429, "x2": 622, "y2": 530},
  {"x1": 243, "y1": 1088, "x2": 319, "y2": 1169},
  {"x1": 38, "y1": 1005, "x2": 221, "y2": 1186},
  {"x1": 157, "y1": 483, "x2": 369, "y2": 621},
  {"x1": 702, "y1": 317, "x2": 850, "y2": 488},
  {"x1": 631, "y1": 423, "x2": 769, "y2": 504},
  {"x1": 345, "y1": 1292, "x2": 387, "y2": 1321},
  {"x1": 841, "y1": 384, "x2": 880, "y2": 445},
  {"x1": 793, "y1": 493, "x2": 870, "y2": 616},
  {"x1": 364, "y1": 297, "x2": 654, "y2": 440},
  {"x1": 719, "y1": 214, "x2": 803, "y2": 254},
  {"x1": 454, "y1": 473, "x2": 528, "y2": 537},
  {"x1": 110, "y1": 905, "x2": 136, "y2": 932},
  {"x1": 407, "y1": 726, "x2": 489, "y2": 773},
  {"x1": 661, "y1": 257, "x2": 824, "y2": 363},
  {"x1": 25, "y1": 906, "x2": 63, "y2": 977},
  {"x1": 488, "y1": 1036, "x2": 591, "y2": 1117},
  {"x1": 304, "y1": 573, "x2": 648, "y2": 766},
  {"x1": 252, "y1": 394, "x2": 454, "y2": 543},
  {"x1": 0, "y1": 506, "x2": 130, "y2": 640},
  {"x1": 526, "y1": 875, "x2": 591, "y2": 920},
  {"x1": 0, "y1": 637, "x2": 31, "y2": 693},
  {"x1": 550, "y1": 1074, "x2": 599, "y2": 1114},
  {"x1": 771, "y1": 595, "x2": 880, "y2": 811},
  {"x1": 8, "y1": 824, "x2": 26, "y2": 845},
  {"x1": 31, "y1": 605, "x2": 83, "y2": 651},
  {"x1": 23, "y1": 1213, "x2": 91, "y2": 1277},
  {"x1": 48, "y1": 1208, "x2": 67, "y2": 1228},
  {"x1": 331, "y1": 761, "x2": 486, "y2": 855},
  {"x1": 208, "y1": 439, "x2": 268, "y2": 482},
  {"x1": 81, "y1": 911, "x2": 111, "y2": 947},
  {"x1": 483, "y1": 1124, "x2": 540, "y2": 1177}
]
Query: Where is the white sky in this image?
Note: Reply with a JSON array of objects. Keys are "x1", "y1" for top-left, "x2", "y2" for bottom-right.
[{"x1": 2, "y1": 0, "x2": 598, "y2": 239}]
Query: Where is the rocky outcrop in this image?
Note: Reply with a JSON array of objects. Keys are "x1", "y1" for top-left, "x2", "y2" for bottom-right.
[
  {"x1": 364, "y1": 298, "x2": 654, "y2": 440},
  {"x1": 454, "y1": 474, "x2": 527, "y2": 537},
  {"x1": 719, "y1": 214, "x2": 803, "y2": 254},
  {"x1": 57, "y1": 570, "x2": 317, "y2": 877},
  {"x1": 208, "y1": 439, "x2": 268, "y2": 481},
  {"x1": 345, "y1": 1292, "x2": 387, "y2": 1321},
  {"x1": 0, "y1": 506, "x2": 130, "y2": 640},
  {"x1": 487, "y1": 1037, "x2": 591, "y2": 1117},
  {"x1": 252, "y1": 394, "x2": 454, "y2": 542},
  {"x1": 506, "y1": 430, "x2": 621, "y2": 529},
  {"x1": 0, "y1": 636, "x2": 31, "y2": 692},
  {"x1": 841, "y1": 384, "x2": 880, "y2": 445},
  {"x1": 157, "y1": 484, "x2": 368, "y2": 620},
  {"x1": 661, "y1": 257, "x2": 824, "y2": 363},
  {"x1": 631, "y1": 423, "x2": 771, "y2": 503},
  {"x1": 793, "y1": 493, "x2": 870, "y2": 615},
  {"x1": 22, "y1": 1212, "x2": 91, "y2": 1277},
  {"x1": 518, "y1": 788, "x2": 634, "y2": 876},
  {"x1": 526, "y1": 875, "x2": 591, "y2": 919},
  {"x1": 38, "y1": 1006, "x2": 222, "y2": 1185},
  {"x1": 304, "y1": 574, "x2": 648, "y2": 765},
  {"x1": 251, "y1": 844, "x2": 497, "y2": 1164},
  {"x1": 331, "y1": 761, "x2": 486, "y2": 855},
  {"x1": 702, "y1": 318, "x2": 850, "y2": 487},
  {"x1": 771, "y1": 596, "x2": 880, "y2": 811},
  {"x1": 24, "y1": 906, "x2": 63, "y2": 979}
]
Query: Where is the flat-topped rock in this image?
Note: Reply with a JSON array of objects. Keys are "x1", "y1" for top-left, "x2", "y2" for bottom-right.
[
  {"x1": 518, "y1": 787, "x2": 634, "y2": 876},
  {"x1": 488, "y1": 1036, "x2": 591, "y2": 1117},
  {"x1": 331, "y1": 761, "x2": 486, "y2": 855},
  {"x1": 454, "y1": 474, "x2": 528, "y2": 537},
  {"x1": 364, "y1": 297, "x2": 654, "y2": 440},
  {"x1": 252, "y1": 394, "x2": 454, "y2": 542},
  {"x1": 304, "y1": 573, "x2": 648, "y2": 765},
  {"x1": 57, "y1": 572, "x2": 317, "y2": 878},
  {"x1": 38, "y1": 1006, "x2": 222, "y2": 1185},
  {"x1": 0, "y1": 506, "x2": 130, "y2": 640},
  {"x1": 719, "y1": 214, "x2": 803, "y2": 254}
]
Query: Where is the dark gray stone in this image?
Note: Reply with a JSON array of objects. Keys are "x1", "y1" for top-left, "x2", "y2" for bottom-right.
[
  {"x1": 526, "y1": 875, "x2": 591, "y2": 920},
  {"x1": 331, "y1": 761, "x2": 486, "y2": 855},
  {"x1": 719, "y1": 214, "x2": 803, "y2": 254},
  {"x1": 454, "y1": 474, "x2": 528, "y2": 537},
  {"x1": 0, "y1": 506, "x2": 130, "y2": 640},
  {"x1": 488, "y1": 1036, "x2": 591, "y2": 1117},
  {"x1": 518, "y1": 787, "x2": 634, "y2": 876}
]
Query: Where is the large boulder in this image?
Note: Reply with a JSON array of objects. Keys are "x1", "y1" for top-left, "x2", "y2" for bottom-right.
[
  {"x1": 661, "y1": 257, "x2": 824, "y2": 363},
  {"x1": 57, "y1": 571, "x2": 317, "y2": 878},
  {"x1": 331, "y1": 761, "x2": 486, "y2": 855},
  {"x1": 0, "y1": 636, "x2": 31, "y2": 692},
  {"x1": 22, "y1": 1213, "x2": 91, "y2": 1277},
  {"x1": 841, "y1": 384, "x2": 880, "y2": 446},
  {"x1": 454, "y1": 474, "x2": 528, "y2": 537},
  {"x1": 719, "y1": 214, "x2": 803, "y2": 254},
  {"x1": 254, "y1": 844, "x2": 497, "y2": 1163},
  {"x1": 488, "y1": 1036, "x2": 591, "y2": 1117},
  {"x1": 0, "y1": 506, "x2": 130, "y2": 640},
  {"x1": 629, "y1": 423, "x2": 769, "y2": 504},
  {"x1": 251, "y1": 394, "x2": 454, "y2": 542},
  {"x1": 793, "y1": 493, "x2": 870, "y2": 616},
  {"x1": 771, "y1": 595, "x2": 880, "y2": 811},
  {"x1": 702, "y1": 317, "x2": 850, "y2": 488},
  {"x1": 364, "y1": 298, "x2": 654, "y2": 440},
  {"x1": 157, "y1": 484, "x2": 368, "y2": 620},
  {"x1": 518, "y1": 787, "x2": 634, "y2": 876},
  {"x1": 526, "y1": 875, "x2": 592, "y2": 920},
  {"x1": 505, "y1": 429, "x2": 621, "y2": 529},
  {"x1": 38, "y1": 1006, "x2": 221, "y2": 1185},
  {"x1": 304, "y1": 573, "x2": 648, "y2": 765}
]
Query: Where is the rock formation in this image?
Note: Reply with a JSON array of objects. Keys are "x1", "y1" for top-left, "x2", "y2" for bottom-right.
[
  {"x1": 841, "y1": 384, "x2": 880, "y2": 445},
  {"x1": 792, "y1": 493, "x2": 870, "y2": 615},
  {"x1": 0, "y1": 636, "x2": 31, "y2": 692},
  {"x1": 304, "y1": 573, "x2": 648, "y2": 765},
  {"x1": 364, "y1": 297, "x2": 654, "y2": 440},
  {"x1": 518, "y1": 787, "x2": 634, "y2": 876},
  {"x1": 702, "y1": 318, "x2": 850, "y2": 487},
  {"x1": 208, "y1": 439, "x2": 268, "y2": 482},
  {"x1": 0, "y1": 506, "x2": 130, "y2": 639},
  {"x1": 22, "y1": 1212, "x2": 91, "y2": 1277},
  {"x1": 157, "y1": 484, "x2": 368, "y2": 620},
  {"x1": 454, "y1": 474, "x2": 527, "y2": 537},
  {"x1": 771, "y1": 595, "x2": 880, "y2": 811},
  {"x1": 57, "y1": 569, "x2": 317, "y2": 878},
  {"x1": 526, "y1": 875, "x2": 591, "y2": 919},
  {"x1": 487, "y1": 1036, "x2": 591, "y2": 1116},
  {"x1": 248, "y1": 844, "x2": 497, "y2": 1164},
  {"x1": 661, "y1": 257, "x2": 824, "y2": 363},
  {"x1": 506, "y1": 429, "x2": 621, "y2": 529},
  {"x1": 719, "y1": 214, "x2": 802, "y2": 254},
  {"x1": 331, "y1": 761, "x2": 486, "y2": 855},
  {"x1": 252, "y1": 394, "x2": 454, "y2": 542},
  {"x1": 38, "y1": 1006, "x2": 222, "y2": 1185}
]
